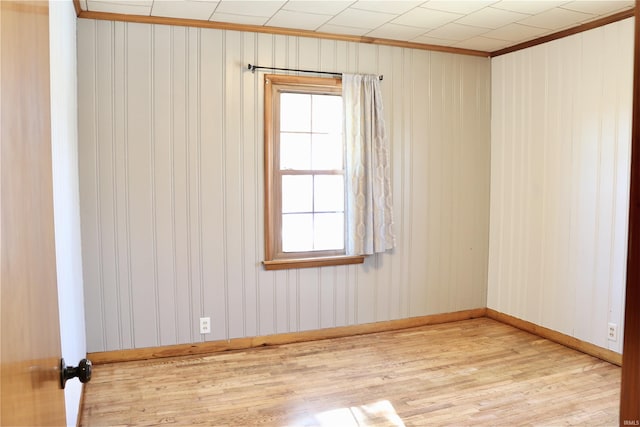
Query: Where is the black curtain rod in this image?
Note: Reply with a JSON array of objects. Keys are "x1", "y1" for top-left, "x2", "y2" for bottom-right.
[{"x1": 247, "y1": 64, "x2": 383, "y2": 81}]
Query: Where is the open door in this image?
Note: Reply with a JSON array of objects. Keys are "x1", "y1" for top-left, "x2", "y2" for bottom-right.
[{"x1": 0, "y1": 1, "x2": 67, "y2": 424}]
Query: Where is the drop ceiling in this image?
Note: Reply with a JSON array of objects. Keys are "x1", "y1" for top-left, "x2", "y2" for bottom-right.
[{"x1": 79, "y1": 0, "x2": 634, "y2": 53}]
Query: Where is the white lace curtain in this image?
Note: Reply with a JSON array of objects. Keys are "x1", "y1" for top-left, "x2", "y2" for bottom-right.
[{"x1": 342, "y1": 73, "x2": 396, "y2": 255}]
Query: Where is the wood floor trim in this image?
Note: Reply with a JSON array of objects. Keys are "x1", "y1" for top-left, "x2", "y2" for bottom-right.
[
  {"x1": 87, "y1": 308, "x2": 487, "y2": 364},
  {"x1": 486, "y1": 308, "x2": 622, "y2": 366},
  {"x1": 88, "y1": 307, "x2": 623, "y2": 367}
]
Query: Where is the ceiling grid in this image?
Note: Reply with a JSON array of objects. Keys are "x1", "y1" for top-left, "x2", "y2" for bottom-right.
[{"x1": 79, "y1": 0, "x2": 634, "y2": 54}]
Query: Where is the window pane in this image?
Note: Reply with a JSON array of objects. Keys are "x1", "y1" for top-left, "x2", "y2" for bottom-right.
[
  {"x1": 314, "y1": 175, "x2": 344, "y2": 212},
  {"x1": 282, "y1": 213, "x2": 313, "y2": 252},
  {"x1": 281, "y1": 93, "x2": 310, "y2": 132},
  {"x1": 280, "y1": 133, "x2": 311, "y2": 170},
  {"x1": 311, "y1": 133, "x2": 343, "y2": 170},
  {"x1": 312, "y1": 95, "x2": 342, "y2": 134},
  {"x1": 282, "y1": 175, "x2": 312, "y2": 213},
  {"x1": 314, "y1": 213, "x2": 344, "y2": 250}
]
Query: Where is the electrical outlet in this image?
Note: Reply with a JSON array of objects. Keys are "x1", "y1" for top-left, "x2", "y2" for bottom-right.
[
  {"x1": 200, "y1": 317, "x2": 211, "y2": 334},
  {"x1": 607, "y1": 322, "x2": 617, "y2": 341}
]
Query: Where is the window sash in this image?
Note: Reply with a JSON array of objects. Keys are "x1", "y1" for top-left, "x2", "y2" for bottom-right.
[{"x1": 277, "y1": 171, "x2": 346, "y2": 257}]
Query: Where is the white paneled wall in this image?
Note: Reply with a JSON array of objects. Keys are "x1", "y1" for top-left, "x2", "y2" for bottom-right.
[
  {"x1": 77, "y1": 20, "x2": 491, "y2": 352},
  {"x1": 489, "y1": 18, "x2": 633, "y2": 353}
]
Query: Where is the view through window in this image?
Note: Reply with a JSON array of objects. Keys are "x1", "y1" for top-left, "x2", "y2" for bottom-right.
[{"x1": 279, "y1": 91, "x2": 344, "y2": 252}]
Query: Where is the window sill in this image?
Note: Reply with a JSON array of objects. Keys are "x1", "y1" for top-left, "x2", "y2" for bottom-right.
[{"x1": 263, "y1": 255, "x2": 365, "y2": 271}]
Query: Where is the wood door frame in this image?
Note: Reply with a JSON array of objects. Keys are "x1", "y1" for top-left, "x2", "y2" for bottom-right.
[{"x1": 620, "y1": 1, "x2": 640, "y2": 423}]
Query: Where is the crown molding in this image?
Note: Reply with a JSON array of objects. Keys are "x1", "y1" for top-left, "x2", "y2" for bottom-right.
[
  {"x1": 491, "y1": 8, "x2": 634, "y2": 57},
  {"x1": 76, "y1": 10, "x2": 490, "y2": 58}
]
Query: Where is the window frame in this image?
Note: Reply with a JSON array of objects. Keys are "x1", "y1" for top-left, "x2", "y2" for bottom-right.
[{"x1": 263, "y1": 74, "x2": 364, "y2": 270}]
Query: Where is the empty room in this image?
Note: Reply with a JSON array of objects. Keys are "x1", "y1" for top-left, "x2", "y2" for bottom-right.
[{"x1": 3, "y1": 0, "x2": 640, "y2": 425}]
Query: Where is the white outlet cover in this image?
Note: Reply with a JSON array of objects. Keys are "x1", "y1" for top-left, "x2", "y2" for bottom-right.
[
  {"x1": 200, "y1": 317, "x2": 211, "y2": 334},
  {"x1": 607, "y1": 323, "x2": 617, "y2": 341}
]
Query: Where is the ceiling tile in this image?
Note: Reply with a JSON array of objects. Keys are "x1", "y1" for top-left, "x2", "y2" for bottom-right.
[
  {"x1": 349, "y1": 1, "x2": 423, "y2": 15},
  {"x1": 454, "y1": 36, "x2": 510, "y2": 51},
  {"x1": 79, "y1": 0, "x2": 635, "y2": 54},
  {"x1": 423, "y1": 22, "x2": 490, "y2": 41},
  {"x1": 481, "y1": 23, "x2": 550, "y2": 42},
  {"x1": 421, "y1": 0, "x2": 496, "y2": 15},
  {"x1": 410, "y1": 34, "x2": 457, "y2": 46},
  {"x1": 491, "y1": 1, "x2": 567, "y2": 15},
  {"x1": 209, "y1": 12, "x2": 269, "y2": 24},
  {"x1": 560, "y1": 1, "x2": 633, "y2": 15},
  {"x1": 267, "y1": 10, "x2": 332, "y2": 31},
  {"x1": 328, "y1": 8, "x2": 397, "y2": 30},
  {"x1": 517, "y1": 7, "x2": 593, "y2": 30},
  {"x1": 392, "y1": 7, "x2": 462, "y2": 29},
  {"x1": 214, "y1": 0, "x2": 286, "y2": 17},
  {"x1": 151, "y1": 1, "x2": 218, "y2": 20},
  {"x1": 366, "y1": 23, "x2": 427, "y2": 40},
  {"x1": 282, "y1": 1, "x2": 354, "y2": 15},
  {"x1": 316, "y1": 23, "x2": 370, "y2": 36},
  {"x1": 455, "y1": 6, "x2": 530, "y2": 29},
  {"x1": 87, "y1": 0, "x2": 152, "y2": 15}
]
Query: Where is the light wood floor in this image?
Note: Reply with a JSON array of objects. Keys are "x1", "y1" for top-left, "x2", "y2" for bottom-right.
[{"x1": 80, "y1": 318, "x2": 620, "y2": 426}]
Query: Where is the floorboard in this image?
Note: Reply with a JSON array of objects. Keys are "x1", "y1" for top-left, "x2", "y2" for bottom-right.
[{"x1": 79, "y1": 318, "x2": 620, "y2": 426}]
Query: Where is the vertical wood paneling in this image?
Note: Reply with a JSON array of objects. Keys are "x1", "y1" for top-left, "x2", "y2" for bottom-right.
[
  {"x1": 224, "y1": 30, "x2": 245, "y2": 339},
  {"x1": 78, "y1": 20, "x2": 491, "y2": 352},
  {"x1": 408, "y1": 48, "x2": 429, "y2": 317},
  {"x1": 289, "y1": 269, "x2": 299, "y2": 331},
  {"x1": 152, "y1": 25, "x2": 175, "y2": 345},
  {"x1": 375, "y1": 47, "x2": 395, "y2": 321},
  {"x1": 170, "y1": 26, "x2": 192, "y2": 345},
  {"x1": 201, "y1": 28, "x2": 226, "y2": 341},
  {"x1": 241, "y1": 31, "x2": 258, "y2": 338},
  {"x1": 488, "y1": 18, "x2": 633, "y2": 353},
  {"x1": 460, "y1": 56, "x2": 491, "y2": 310},
  {"x1": 78, "y1": 19, "x2": 101, "y2": 351},
  {"x1": 127, "y1": 23, "x2": 157, "y2": 349},
  {"x1": 612, "y1": 20, "x2": 634, "y2": 351},
  {"x1": 398, "y1": 49, "x2": 412, "y2": 317},
  {"x1": 187, "y1": 27, "x2": 202, "y2": 343},
  {"x1": 113, "y1": 21, "x2": 134, "y2": 349},
  {"x1": 95, "y1": 21, "x2": 119, "y2": 350}
]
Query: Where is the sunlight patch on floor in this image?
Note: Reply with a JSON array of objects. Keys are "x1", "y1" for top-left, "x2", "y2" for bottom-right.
[{"x1": 298, "y1": 400, "x2": 405, "y2": 427}]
